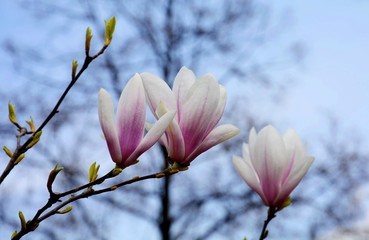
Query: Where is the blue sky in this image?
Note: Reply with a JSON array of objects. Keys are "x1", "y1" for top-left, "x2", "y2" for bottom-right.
[
  {"x1": 1, "y1": 1, "x2": 369, "y2": 140},
  {"x1": 269, "y1": 1, "x2": 369, "y2": 140}
]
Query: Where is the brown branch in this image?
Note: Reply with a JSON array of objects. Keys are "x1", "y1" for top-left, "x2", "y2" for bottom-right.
[
  {"x1": 0, "y1": 43, "x2": 110, "y2": 186},
  {"x1": 11, "y1": 167, "x2": 182, "y2": 240}
]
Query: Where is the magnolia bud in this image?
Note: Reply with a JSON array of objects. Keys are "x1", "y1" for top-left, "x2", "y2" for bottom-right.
[
  {"x1": 18, "y1": 211, "x2": 26, "y2": 231},
  {"x1": 26, "y1": 116, "x2": 36, "y2": 132},
  {"x1": 14, "y1": 153, "x2": 25, "y2": 164},
  {"x1": 88, "y1": 162, "x2": 100, "y2": 183},
  {"x1": 72, "y1": 60, "x2": 78, "y2": 79},
  {"x1": 57, "y1": 206, "x2": 73, "y2": 214},
  {"x1": 47, "y1": 164, "x2": 64, "y2": 194},
  {"x1": 85, "y1": 27, "x2": 93, "y2": 55},
  {"x1": 8, "y1": 102, "x2": 17, "y2": 125},
  {"x1": 3, "y1": 146, "x2": 13, "y2": 158},
  {"x1": 27, "y1": 131, "x2": 42, "y2": 149},
  {"x1": 104, "y1": 16, "x2": 116, "y2": 46}
]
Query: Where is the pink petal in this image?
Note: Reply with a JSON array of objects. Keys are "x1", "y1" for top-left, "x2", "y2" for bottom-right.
[
  {"x1": 252, "y1": 125, "x2": 287, "y2": 203},
  {"x1": 126, "y1": 110, "x2": 176, "y2": 166},
  {"x1": 145, "y1": 122, "x2": 167, "y2": 146},
  {"x1": 179, "y1": 75, "x2": 220, "y2": 156},
  {"x1": 116, "y1": 74, "x2": 146, "y2": 160},
  {"x1": 233, "y1": 152, "x2": 267, "y2": 205},
  {"x1": 98, "y1": 89, "x2": 122, "y2": 164},
  {"x1": 155, "y1": 101, "x2": 185, "y2": 162},
  {"x1": 172, "y1": 66, "x2": 196, "y2": 121},
  {"x1": 277, "y1": 156, "x2": 314, "y2": 205},
  {"x1": 184, "y1": 124, "x2": 240, "y2": 164},
  {"x1": 140, "y1": 72, "x2": 176, "y2": 115}
]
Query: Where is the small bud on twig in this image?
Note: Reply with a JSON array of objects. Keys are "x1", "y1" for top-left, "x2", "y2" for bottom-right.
[
  {"x1": 14, "y1": 153, "x2": 25, "y2": 165},
  {"x1": 11, "y1": 231, "x2": 18, "y2": 239},
  {"x1": 85, "y1": 27, "x2": 93, "y2": 55},
  {"x1": 71, "y1": 60, "x2": 78, "y2": 79},
  {"x1": 18, "y1": 211, "x2": 27, "y2": 231},
  {"x1": 47, "y1": 164, "x2": 64, "y2": 194},
  {"x1": 3, "y1": 146, "x2": 13, "y2": 158},
  {"x1": 26, "y1": 116, "x2": 36, "y2": 133},
  {"x1": 27, "y1": 131, "x2": 42, "y2": 150},
  {"x1": 8, "y1": 102, "x2": 18, "y2": 126},
  {"x1": 111, "y1": 167, "x2": 123, "y2": 176},
  {"x1": 88, "y1": 162, "x2": 100, "y2": 183},
  {"x1": 104, "y1": 16, "x2": 116, "y2": 46},
  {"x1": 57, "y1": 206, "x2": 73, "y2": 214}
]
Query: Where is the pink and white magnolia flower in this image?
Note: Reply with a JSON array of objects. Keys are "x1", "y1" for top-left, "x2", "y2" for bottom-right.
[
  {"x1": 140, "y1": 67, "x2": 240, "y2": 166},
  {"x1": 233, "y1": 125, "x2": 314, "y2": 208},
  {"x1": 98, "y1": 74, "x2": 176, "y2": 167}
]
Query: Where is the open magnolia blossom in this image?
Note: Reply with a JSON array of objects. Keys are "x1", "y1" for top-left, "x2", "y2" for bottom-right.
[
  {"x1": 140, "y1": 66, "x2": 240, "y2": 166},
  {"x1": 98, "y1": 74, "x2": 176, "y2": 167},
  {"x1": 233, "y1": 125, "x2": 314, "y2": 208}
]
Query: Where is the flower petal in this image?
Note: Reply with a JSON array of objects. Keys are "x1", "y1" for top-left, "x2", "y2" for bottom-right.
[
  {"x1": 126, "y1": 110, "x2": 176, "y2": 166},
  {"x1": 233, "y1": 153, "x2": 267, "y2": 204},
  {"x1": 204, "y1": 84, "x2": 227, "y2": 136},
  {"x1": 179, "y1": 74, "x2": 220, "y2": 156},
  {"x1": 252, "y1": 125, "x2": 287, "y2": 203},
  {"x1": 116, "y1": 74, "x2": 146, "y2": 160},
  {"x1": 140, "y1": 72, "x2": 176, "y2": 115},
  {"x1": 98, "y1": 88, "x2": 122, "y2": 164},
  {"x1": 277, "y1": 156, "x2": 314, "y2": 205},
  {"x1": 184, "y1": 124, "x2": 240, "y2": 164},
  {"x1": 172, "y1": 66, "x2": 196, "y2": 121},
  {"x1": 156, "y1": 101, "x2": 185, "y2": 161}
]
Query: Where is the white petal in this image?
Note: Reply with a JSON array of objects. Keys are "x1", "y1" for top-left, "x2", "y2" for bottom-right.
[
  {"x1": 126, "y1": 110, "x2": 176, "y2": 166},
  {"x1": 252, "y1": 125, "x2": 287, "y2": 202},
  {"x1": 179, "y1": 75, "x2": 220, "y2": 155},
  {"x1": 232, "y1": 155, "x2": 267, "y2": 204},
  {"x1": 116, "y1": 74, "x2": 146, "y2": 160},
  {"x1": 172, "y1": 66, "x2": 196, "y2": 116},
  {"x1": 184, "y1": 124, "x2": 240, "y2": 164},
  {"x1": 278, "y1": 156, "x2": 314, "y2": 202},
  {"x1": 204, "y1": 84, "x2": 227, "y2": 137},
  {"x1": 140, "y1": 72, "x2": 176, "y2": 114},
  {"x1": 155, "y1": 101, "x2": 185, "y2": 161},
  {"x1": 98, "y1": 88, "x2": 122, "y2": 163}
]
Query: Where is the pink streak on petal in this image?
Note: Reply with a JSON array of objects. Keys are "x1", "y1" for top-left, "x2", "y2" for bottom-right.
[
  {"x1": 233, "y1": 154, "x2": 268, "y2": 205},
  {"x1": 179, "y1": 75, "x2": 220, "y2": 156},
  {"x1": 116, "y1": 74, "x2": 146, "y2": 160},
  {"x1": 98, "y1": 89, "x2": 122, "y2": 164},
  {"x1": 252, "y1": 126, "x2": 286, "y2": 204},
  {"x1": 126, "y1": 110, "x2": 176, "y2": 166},
  {"x1": 164, "y1": 119, "x2": 185, "y2": 162},
  {"x1": 184, "y1": 124, "x2": 240, "y2": 164}
]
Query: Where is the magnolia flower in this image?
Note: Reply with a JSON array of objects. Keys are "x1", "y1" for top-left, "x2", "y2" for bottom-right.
[
  {"x1": 140, "y1": 67, "x2": 240, "y2": 166},
  {"x1": 98, "y1": 74, "x2": 175, "y2": 167},
  {"x1": 233, "y1": 125, "x2": 314, "y2": 208}
]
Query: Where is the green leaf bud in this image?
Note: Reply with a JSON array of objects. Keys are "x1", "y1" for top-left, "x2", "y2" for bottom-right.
[
  {"x1": 14, "y1": 153, "x2": 25, "y2": 164},
  {"x1": 8, "y1": 102, "x2": 17, "y2": 125},
  {"x1": 85, "y1": 27, "x2": 93, "y2": 55},
  {"x1": 57, "y1": 206, "x2": 73, "y2": 214},
  {"x1": 104, "y1": 16, "x2": 116, "y2": 46},
  {"x1": 18, "y1": 211, "x2": 26, "y2": 231},
  {"x1": 3, "y1": 146, "x2": 13, "y2": 157}
]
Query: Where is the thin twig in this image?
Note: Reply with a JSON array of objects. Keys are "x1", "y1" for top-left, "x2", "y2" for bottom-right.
[
  {"x1": 0, "y1": 44, "x2": 110, "y2": 185},
  {"x1": 11, "y1": 168, "x2": 180, "y2": 240},
  {"x1": 258, "y1": 207, "x2": 277, "y2": 240}
]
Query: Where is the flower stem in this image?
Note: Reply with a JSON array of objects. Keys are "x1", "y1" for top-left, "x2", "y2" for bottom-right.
[{"x1": 258, "y1": 207, "x2": 277, "y2": 240}]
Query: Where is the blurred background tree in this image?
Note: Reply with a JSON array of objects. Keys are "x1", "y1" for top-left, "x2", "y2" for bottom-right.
[{"x1": 1, "y1": 1, "x2": 368, "y2": 240}]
